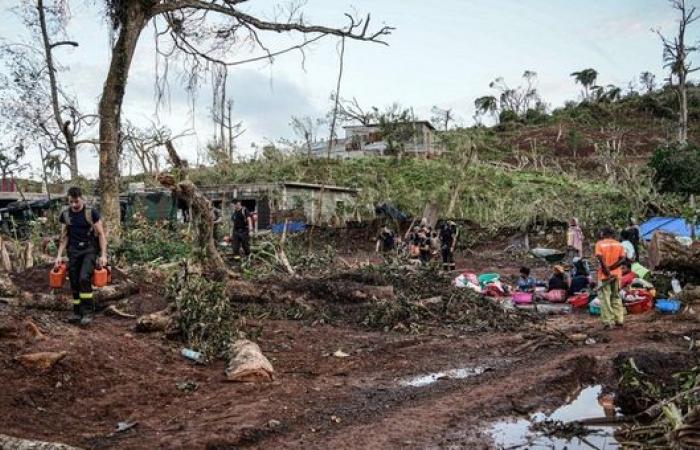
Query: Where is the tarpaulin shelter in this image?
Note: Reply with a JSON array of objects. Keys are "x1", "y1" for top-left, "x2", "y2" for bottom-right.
[{"x1": 640, "y1": 217, "x2": 700, "y2": 241}]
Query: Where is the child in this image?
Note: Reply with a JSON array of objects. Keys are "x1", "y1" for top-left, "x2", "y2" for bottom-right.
[{"x1": 516, "y1": 267, "x2": 536, "y2": 292}]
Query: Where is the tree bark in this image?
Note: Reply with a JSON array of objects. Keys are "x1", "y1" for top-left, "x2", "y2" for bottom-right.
[
  {"x1": 98, "y1": 3, "x2": 150, "y2": 242},
  {"x1": 160, "y1": 141, "x2": 230, "y2": 277},
  {"x1": 679, "y1": 70, "x2": 688, "y2": 146},
  {"x1": 648, "y1": 231, "x2": 700, "y2": 278}
]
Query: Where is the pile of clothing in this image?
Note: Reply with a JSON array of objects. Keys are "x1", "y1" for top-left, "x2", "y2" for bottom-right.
[{"x1": 453, "y1": 272, "x2": 508, "y2": 297}]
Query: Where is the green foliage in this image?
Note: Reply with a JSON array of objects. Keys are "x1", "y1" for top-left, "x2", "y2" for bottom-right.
[
  {"x1": 167, "y1": 266, "x2": 238, "y2": 358},
  {"x1": 649, "y1": 144, "x2": 700, "y2": 195},
  {"x1": 191, "y1": 149, "x2": 681, "y2": 235},
  {"x1": 372, "y1": 104, "x2": 416, "y2": 155},
  {"x1": 499, "y1": 110, "x2": 519, "y2": 124},
  {"x1": 114, "y1": 217, "x2": 193, "y2": 264}
]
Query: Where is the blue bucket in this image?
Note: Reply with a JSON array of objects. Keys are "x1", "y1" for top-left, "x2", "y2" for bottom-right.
[{"x1": 655, "y1": 299, "x2": 681, "y2": 314}]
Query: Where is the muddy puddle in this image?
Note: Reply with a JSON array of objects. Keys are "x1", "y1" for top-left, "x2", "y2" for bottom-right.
[
  {"x1": 399, "y1": 366, "x2": 488, "y2": 387},
  {"x1": 490, "y1": 385, "x2": 620, "y2": 449}
]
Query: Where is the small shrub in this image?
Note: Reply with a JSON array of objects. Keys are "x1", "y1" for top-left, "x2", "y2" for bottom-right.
[{"x1": 114, "y1": 217, "x2": 193, "y2": 264}]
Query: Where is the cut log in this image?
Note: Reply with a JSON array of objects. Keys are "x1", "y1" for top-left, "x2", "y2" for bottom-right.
[
  {"x1": 225, "y1": 339, "x2": 274, "y2": 383},
  {"x1": 15, "y1": 351, "x2": 67, "y2": 371},
  {"x1": 24, "y1": 321, "x2": 47, "y2": 340},
  {"x1": 135, "y1": 309, "x2": 171, "y2": 332},
  {"x1": 648, "y1": 231, "x2": 700, "y2": 278},
  {"x1": 0, "y1": 434, "x2": 82, "y2": 450},
  {"x1": 20, "y1": 281, "x2": 139, "y2": 311}
]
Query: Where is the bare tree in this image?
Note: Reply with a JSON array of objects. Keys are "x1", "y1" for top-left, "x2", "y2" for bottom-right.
[
  {"x1": 290, "y1": 116, "x2": 324, "y2": 161},
  {"x1": 121, "y1": 121, "x2": 173, "y2": 177},
  {"x1": 96, "y1": 1, "x2": 393, "y2": 239},
  {"x1": 640, "y1": 71, "x2": 657, "y2": 94},
  {"x1": 488, "y1": 71, "x2": 543, "y2": 117},
  {"x1": 441, "y1": 129, "x2": 480, "y2": 217},
  {"x1": 333, "y1": 95, "x2": 374, "y2": 126},
  {"x1": 0, "y1": 0, "x2": 96, "y2": 180},
  {"x1": 0, "y1": 142, "x2": 28, "y2": 182},
  {"x1": 212, "y1": 98, "x2": 245, "y2": 161},
  {"x1": 656, "y1": 0, "x2": 699, "y2": 146},
  {"x1": 431, "y1": 106, "x2": 455, "y2": 131}
]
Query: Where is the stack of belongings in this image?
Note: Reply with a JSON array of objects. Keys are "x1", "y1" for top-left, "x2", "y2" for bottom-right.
[
  {"x1": 453, "y1": 272, "x2": 508, "y2": 298},
  {"x1": 621, "y1": 261, "x2": 655, "y2": 314}
]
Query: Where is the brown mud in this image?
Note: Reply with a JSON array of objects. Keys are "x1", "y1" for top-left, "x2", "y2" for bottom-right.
[{"x1": 1, "y1": 253, "x2": 697, "y2": 449}]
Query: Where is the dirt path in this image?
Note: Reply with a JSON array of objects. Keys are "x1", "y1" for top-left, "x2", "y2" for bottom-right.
[{"x1": 1, "y1": 291, "x2": 696, "y2": 450}]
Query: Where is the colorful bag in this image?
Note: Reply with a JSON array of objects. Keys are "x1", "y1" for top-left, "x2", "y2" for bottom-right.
[{"x1": 512, "y1": 292, "x2": 533, "y2": 304}]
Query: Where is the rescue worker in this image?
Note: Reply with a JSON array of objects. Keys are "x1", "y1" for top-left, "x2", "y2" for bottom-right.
[
  {"x1": 375, "y1": 225, "x2": 396, "y2": 253},
  {"x1": 54, "y1": 187, "x2": 108, "y2": 325},
  {"x1": 439, "y1": 221, "x2": 458, "y2": 271},
  {"x1": 230, "y1": 200, "x2": 253, "y2": 261},
  {"x1": 417, "y1": 230, "x2": 433, "y2": 264},
  {"x1": 595, "y1": 227, "x2": 627, "y2": 330}
]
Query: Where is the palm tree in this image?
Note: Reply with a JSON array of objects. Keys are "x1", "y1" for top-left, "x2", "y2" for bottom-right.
[
  {"x1": 571, "y1": 68, "x2": 599, "y2": 101},
  {"x1": 474, "y1": 96, "x2": 498, "y2": 122}
]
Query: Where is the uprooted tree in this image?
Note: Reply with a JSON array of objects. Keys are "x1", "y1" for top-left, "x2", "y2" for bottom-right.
[{"x1": 97, "y1": 0, "x2": 393, "y2": 240}]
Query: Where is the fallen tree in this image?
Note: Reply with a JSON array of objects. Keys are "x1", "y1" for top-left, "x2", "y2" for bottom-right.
[
  {"x1": 648, "y1": 231, "x2": 700, "y2": 279},
  {"x1": 159, "y1": 140, "x2": 231, "y2": 278}
]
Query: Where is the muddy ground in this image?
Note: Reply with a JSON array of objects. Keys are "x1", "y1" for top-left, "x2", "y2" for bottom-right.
[{"x1": 1, "y1": 243, "x2": 697, "y2": 449}]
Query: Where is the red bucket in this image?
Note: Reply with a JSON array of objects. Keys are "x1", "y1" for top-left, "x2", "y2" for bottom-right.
[{"x1": 568, "y1": 292, "x2": 590, "y2": 309}]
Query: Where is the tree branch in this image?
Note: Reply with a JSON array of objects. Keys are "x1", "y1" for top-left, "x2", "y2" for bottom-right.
[
  {"x1": 49, "y1": 40, "x2": 78, "y2": 49},
  {"x1": 151, "y1": 1, "x2": 394, "y2": 44}
]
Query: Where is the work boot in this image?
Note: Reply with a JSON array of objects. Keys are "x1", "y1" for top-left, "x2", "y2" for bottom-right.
[
  {"x1": 66, "y1": 303, "x2": 82, "y2": 324},
  {"x1": 80, "y1": 299, "x2": 95, "y2": 326}
]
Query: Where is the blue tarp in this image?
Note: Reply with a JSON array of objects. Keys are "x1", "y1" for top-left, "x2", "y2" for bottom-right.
[
  {"x1": 640, "y1": 217, "x2": 700, "y2": 241},
  {"x1": 271, "y1": 221, "x2": 307, "y2": 234}
]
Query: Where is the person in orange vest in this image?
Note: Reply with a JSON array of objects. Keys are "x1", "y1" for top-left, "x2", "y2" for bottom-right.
[
  {"x1": 594, "y1": 227, "x2": 627, "y2": 329},
  {"x1": 54, "y1": 187, "x2": 109, "y2": 325}
]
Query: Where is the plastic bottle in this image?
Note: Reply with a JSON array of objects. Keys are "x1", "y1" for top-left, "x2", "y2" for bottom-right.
[
  {"x1": 672, "y1": 277, "x2": 682, "y2": 294},
  {"x1": 181, "y1": 348, "x2": 204, "y2": 364}
]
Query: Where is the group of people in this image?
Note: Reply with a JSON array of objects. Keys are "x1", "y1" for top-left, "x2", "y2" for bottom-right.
[
  {"x1": 522, "y1": 220, "x2": 650, "y2": 330},
  {"x1": 376, "y1": 219, "x2": 459, "y2": 271}
]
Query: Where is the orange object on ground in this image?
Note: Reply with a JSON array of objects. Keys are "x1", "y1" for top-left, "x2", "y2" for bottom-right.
[
  {"x1": 93, "y1": 267, "x2": 110, "y2": 287},
  {"x1": 49, "y1": 264, "x2": 67, "y2": 289}
]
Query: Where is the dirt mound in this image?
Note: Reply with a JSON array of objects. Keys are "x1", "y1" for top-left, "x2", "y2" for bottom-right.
[{"x1": 613, "y1": 350, "x2": 700, "y2": 415}]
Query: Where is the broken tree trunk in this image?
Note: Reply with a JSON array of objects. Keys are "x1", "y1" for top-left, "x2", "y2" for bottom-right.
[
  {"x1": 0, "y1": 237, "x2": 12, "y2": 272},
  {"x1": 159, "y1": 140, "x2": 230, "y2": 278},
  {"x1": 648, "y1": 231, "x2": 700, "y2": 278},
  {"x1": 0, "y1": 434, "x2": 82, "y2": 450}
]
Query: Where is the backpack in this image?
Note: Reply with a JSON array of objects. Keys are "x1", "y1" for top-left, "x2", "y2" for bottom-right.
[{"x1": 61, "y1": 207, "x2": 96, "y2": 244}]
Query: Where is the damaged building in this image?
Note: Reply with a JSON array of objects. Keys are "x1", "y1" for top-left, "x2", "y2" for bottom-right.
[{"x1": 199, "y1": 182, "x2": 359, "y2": 229}]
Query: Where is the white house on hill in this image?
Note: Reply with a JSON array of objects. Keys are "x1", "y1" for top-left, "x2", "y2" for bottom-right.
[{"x1": 311, "y1": 121, "x2": 441, "y2": 160}]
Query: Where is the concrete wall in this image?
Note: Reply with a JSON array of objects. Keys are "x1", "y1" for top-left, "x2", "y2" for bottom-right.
[{"x1": 281, "y1": 186, "x2": 357, "y2": 226}]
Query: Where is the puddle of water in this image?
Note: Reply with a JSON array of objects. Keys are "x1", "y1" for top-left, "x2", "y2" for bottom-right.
[
  {"x1": 490, "y1": 385, "x2": 620, "y2": 449},
  {"x1": 399, "y1": 366, "x2": 487, "y2": 387}
]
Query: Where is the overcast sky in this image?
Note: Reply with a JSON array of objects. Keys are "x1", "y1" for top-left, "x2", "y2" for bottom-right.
[{"x1": 0, "y1": 0, "x2": 697, "y2": 178}]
